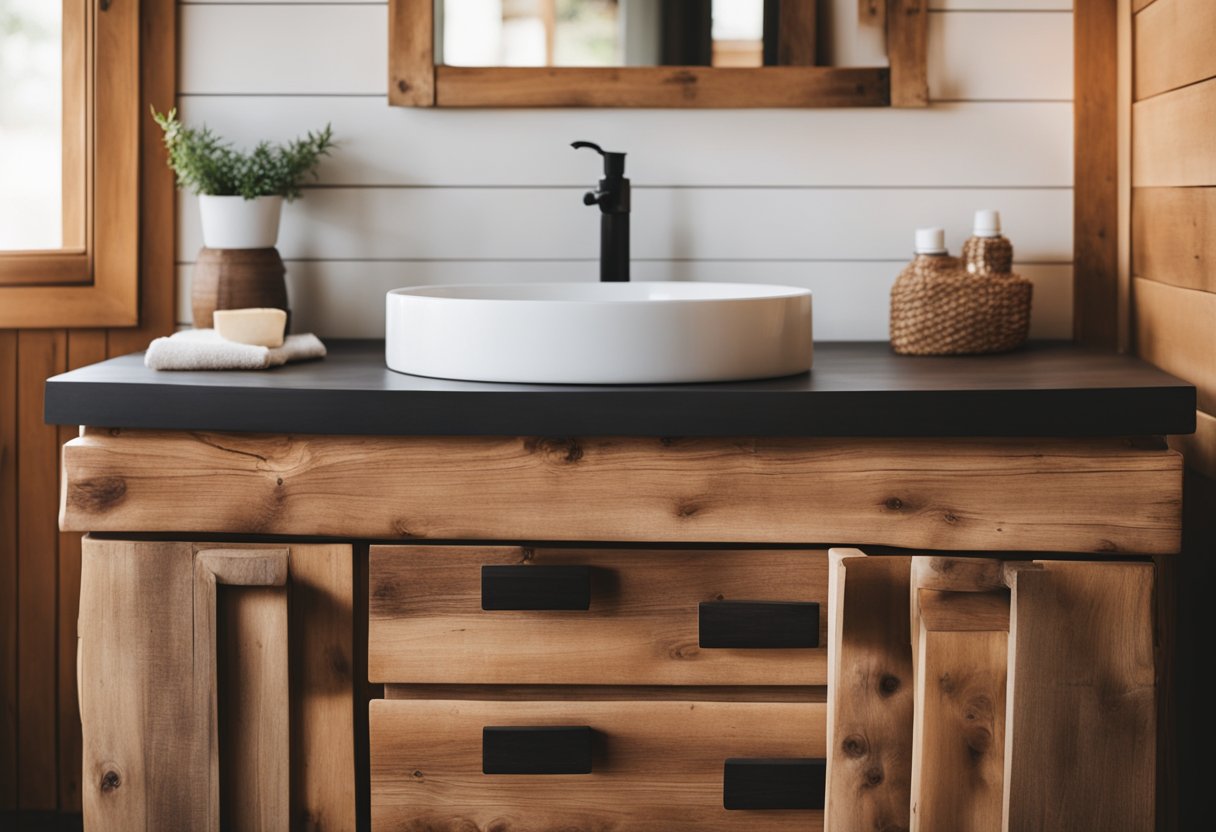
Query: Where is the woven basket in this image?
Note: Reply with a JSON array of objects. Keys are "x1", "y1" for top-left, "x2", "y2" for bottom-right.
[
  {"x1": 890, "y1": 254, "x2": 1032, "y2": 356},
  {"x1": 961, "y1": 235, "x2": 1013, "y2": 275}
]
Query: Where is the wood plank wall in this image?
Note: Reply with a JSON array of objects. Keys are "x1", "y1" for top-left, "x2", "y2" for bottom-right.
[
  {"x1": 174, "y1": 0, "x2": 1076, "y2": 341},
  {"x1": 0, "y1": 0, "x2": 177, "y2": 816},
  {"x1": 1128, "y1": 0, "x2": 1216, "y2": 827}
]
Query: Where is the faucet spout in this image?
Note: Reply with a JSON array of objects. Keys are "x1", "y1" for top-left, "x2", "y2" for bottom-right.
[{"x1": 573, "y1": 141, "x2": 630, "y2": 283}]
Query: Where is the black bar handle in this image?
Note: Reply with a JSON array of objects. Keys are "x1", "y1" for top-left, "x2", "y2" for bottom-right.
[
  {"x1": 482, "y1": 726, "x2": 594, "y2": 775},
  {"x1": 481, "y1": 565, "x2": 591, "y2": 611},
  {"x1": 699, "y1": 600, "x2": 820, "y2": 649},
  {"x1": 723, "y1": 758, "x2": 825, "y2": 810}
]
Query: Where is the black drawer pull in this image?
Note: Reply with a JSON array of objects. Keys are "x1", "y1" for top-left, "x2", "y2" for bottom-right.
[
  {"x1": 481, "y1": 565, "x2": 591, "y2": 611},
  {"x1": 482, "y1": 726, "x2": 594, "y2": 775},
  {"x1": 723, "y1": 758, "x2": 825, "y2": 810},
  {"x1": 699, "y1": 600, "x2": 820, "y2": 649}
]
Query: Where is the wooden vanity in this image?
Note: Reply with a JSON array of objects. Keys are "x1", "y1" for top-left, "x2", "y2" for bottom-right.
[{"x1": 49, "y1": 341, "x2": 1193, "y2": 831}]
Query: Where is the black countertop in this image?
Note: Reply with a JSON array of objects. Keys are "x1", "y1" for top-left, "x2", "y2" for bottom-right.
[{"x1": 44, "y1": 340, "x2": 1195, "y2": 438}]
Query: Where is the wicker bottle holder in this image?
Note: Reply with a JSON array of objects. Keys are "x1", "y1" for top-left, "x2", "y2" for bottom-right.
[
  {"x1": 890, "y1": 253, "x2": 1032, "y2": 356},
  {"x1": 962, "y1": 235, "x2": 1013, "y2": 275}
]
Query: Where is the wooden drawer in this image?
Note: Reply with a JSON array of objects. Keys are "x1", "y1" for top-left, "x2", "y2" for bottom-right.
[
  {"x1": 370, "y1": 698, "x2": 826, "y2": 831},
  {"x1": 369, "y1": 546, "x2": 829, "y2": 686}
]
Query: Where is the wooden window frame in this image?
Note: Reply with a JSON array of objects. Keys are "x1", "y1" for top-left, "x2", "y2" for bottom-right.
[
  {"x1": 0, "y1": 0, "x2": 140, "y2": 328},
  {"x1": 390, "y1": 0, "x2": 929, "y2": 109}
]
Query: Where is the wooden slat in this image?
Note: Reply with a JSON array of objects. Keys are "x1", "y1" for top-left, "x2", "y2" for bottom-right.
[
  {"x1": 435, "y1": 65, "x2": 889, "y2": 108},
  {"x1": 1132, "y1": 187, "x2": 1216, "y2": 294},
  {"x1": 80, "y1": 538, "x2": 209, "y2": 830},
  {"x1": 388, "y1": 0, "x2": 434, "y2": 106},
  {"x1": 826, "y1": 550, "x2": 914, "y2": 832},
  {"x1": 61, "y1": 432, "x2": 1183, "y2": 554},
  {"x1": 1134, "y1": 276, "x2": 1216, "y2": 414},
  {"x1": 286, "y1": 544, "x2": 357, "y2": 832},
  {"x1": 779, "y1": 0, "x2": 817, "y2": 66},
  {"x1": 57, "y1": 330, "x2": 107, "y2": 813},
  {"x1": 0, "y1": 330, "x2": 16, "y2": 811},
  {"x1": 887, "y1": 0, "x2": 929, "y2": 107},
  {"x1": 1003, "y1": 562, "x2": 1156, "y2": 831},
  {"x1": 1168, "y1": 409, "x2": 1216, "y2": 481},
  {"x1": 1074, "y1": 0, "x2": 1120, "y2": 347},
  {"x1": 1133, "y1": 78, "x2": 1216, "y2": 187},
  {"x1": 369, "y1": 546, "x2": 829, "y2": 686},
  {"x1": 385, "y1": 684, "x2": 827, "y2": 702},
  {"x1": 910, "y1": 588, "x2": 1008, "y2": 832},
  {"x1": 371, "y1": 699, "x2": 827, "y2": 830},
  {"x1": 16, "y1": 330, "x2": 65, "y2": 810},
  {"x1": 1134, "y1": 0, "x2": 1216, "y2": 101}
]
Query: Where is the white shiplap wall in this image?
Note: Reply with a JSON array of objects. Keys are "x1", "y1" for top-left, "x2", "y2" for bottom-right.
[{"x1": 176, "y1": 0, "x2": 1074, "y2": 340}]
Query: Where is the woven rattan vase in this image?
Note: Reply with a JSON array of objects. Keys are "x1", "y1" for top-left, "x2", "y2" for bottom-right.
[{"x1": 890, "y1": 254, "x2": 1032, "y2": 356}]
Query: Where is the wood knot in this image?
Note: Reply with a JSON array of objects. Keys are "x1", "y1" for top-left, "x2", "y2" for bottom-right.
[
  {"x1": 841, "y1": 734, "x2": 868, "y2": 758},
  {"x1": 70, "y1": 476, "x2": 128, "y2": 512},
  {"x1": 100, "y1": 769, "x2": 121, "y2": 792},
  {"x1": 937, "y1": 672, "x2": 956, "y2": 695},
  {"x1": 412, "y1": 769, "x2": 424, "y2": 780},
  {"x1": 397, "y1": 79, "x2": 410, "y2": 93},
  {"x1": 884, "y1": 497, "x2": 904, "y2": 511},
  {"x1": 943, "y1": 512, "x2": 959, "y2": 524},
  {"x1": 878, "y1": 673, "x2": 901, "y2": 696},
  {"x1": 525, "y1": 436, "x2": 584, "y2": 463},
  {"x1": 276, "y1": 477, "x2": 284, "y2": 487},
  {"x1": 675, "y1": 501, "x2": 701, "y2": 518},
  {"x1": 863, "y1": 765, "x2": 884, "y2": 787},
  {"x1": 662, "y1": 70, "x2": 698, "y2": 86}
]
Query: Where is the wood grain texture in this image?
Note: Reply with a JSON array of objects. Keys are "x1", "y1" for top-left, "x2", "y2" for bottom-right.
[
  {"x1": 60, "y1": 431, "x2": 1184, "y2": 554},
  {"x1": 1168, "y1": 409, "x2": 1216, "y2": 482},
  {"x1": 388, "y1": 0, "x2": 434, "y2": 106},
  {"x1": 434, "y1": 65, "x2": 890, "y2": 108},
  {"x1": 826, "y1": 550, "x2": 914, "y2": 832},
  {"x1": 17, "y1": 330, "x2": 66, "y2": 809},
  {"x1": 286, "y1": 543, "x2": 357, "y2": 832},
  {"x1": 1134, "y1": 0, "x2": 1216, "y2": 101},
  {"x1": 80, "y1": 539, "x2": 209, "y2": 831},
  {"x1": 778, "y1": 0, "x2": 817, "y2": 66},
  {"x1": 1074, "y1": 0, "x2": 1120, "y2": 347},
  {"x1": 370, "y1": 699, "x2": 826, "y2": 831},
  {"x1": 1135, "y1": 276, "x2": 1216, "y2": 414},
  {"x1": 57, "y1": 331, "x2": 107, "y2": 813},
  {"x1": 1003, "y1": 561, "x2": 1156, "y2": 832},
  {"x1": 0, "y1": 331, "x2": 15, "y2": 810},
  {"x1": 385, "y1": 684, "x2": 827, "y2": 702},
  {"x1": 910, "y1": 586, "x2": 1008, "y2": 832},
  {"x1": 887, "y1": 0, "x2": 930, "y2": 107},
  {"x1": 369, "y1": 546, "x2": 829, "y2": 686},
  {"x1": 1133, "y1": 78, "x2": 1216, "y2": 187},
  {"x1": 1132, "y1": 187, "x2": 1216, "y2": 294}
]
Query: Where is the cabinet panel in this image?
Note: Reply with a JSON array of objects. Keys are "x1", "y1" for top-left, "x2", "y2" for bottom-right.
[
  {"x1": 369, "y1": 546, "x2": 829, "y2": 686},
  {"x1": 370, "y1": 698, "x2": 826, "y2": 831}
]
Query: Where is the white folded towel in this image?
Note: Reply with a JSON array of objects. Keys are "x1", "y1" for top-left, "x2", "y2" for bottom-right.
[{"x1": 145, "y1": 329, "x2": 327, "y2": 371}]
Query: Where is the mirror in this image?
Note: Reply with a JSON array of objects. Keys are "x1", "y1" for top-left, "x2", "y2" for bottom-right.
[{"x1": 437, "y1": 0, "x2": 812, "y2": 69}]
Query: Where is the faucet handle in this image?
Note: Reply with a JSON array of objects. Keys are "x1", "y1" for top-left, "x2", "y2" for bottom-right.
[{"x1": 572, "y1": 140, "x2": 626, "y2": 178}]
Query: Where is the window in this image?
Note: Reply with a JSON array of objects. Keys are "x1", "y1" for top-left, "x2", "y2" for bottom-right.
[{"x1": 0, "y1": 0, "x2": 140, "y2": 327}]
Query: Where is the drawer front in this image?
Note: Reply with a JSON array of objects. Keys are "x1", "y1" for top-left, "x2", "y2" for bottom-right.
[
  {"x1": 370, "y1": 698, "x2": 826, "y2": 831},
  {"x1": 369, "y1": 546, "x2": 829, "y2": 685}
]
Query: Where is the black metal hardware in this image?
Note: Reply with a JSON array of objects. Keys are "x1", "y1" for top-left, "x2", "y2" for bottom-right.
[
  {"x1": 481, "y1": 565, "x2": 591, "y2": 611},
  {"x1": 723, "y1": 758, "x2": 825, "y2": 810},
  {"x1": 698, "y1": 600, "x2": 820, "y2": 649},
  {"x1": 573, "y1": 140, "x2": 630, "y2": 283},
  {"x1": 482, "y1": 726, "x2": 594, "y2": 775}
]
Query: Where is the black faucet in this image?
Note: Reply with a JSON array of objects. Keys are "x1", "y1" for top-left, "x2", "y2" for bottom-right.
[{"x1": 573, "y1": 141, "x2": 630, "y2": 282}]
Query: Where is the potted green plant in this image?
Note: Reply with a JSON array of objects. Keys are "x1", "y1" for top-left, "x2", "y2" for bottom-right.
[{"x1": 152, "y1": 108, "x2": 335, "y2": 249}]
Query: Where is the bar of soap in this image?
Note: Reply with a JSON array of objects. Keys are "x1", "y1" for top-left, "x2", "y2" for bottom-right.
[{"x1": 213, "y1": 308, "x2": 287, "y2": 348}]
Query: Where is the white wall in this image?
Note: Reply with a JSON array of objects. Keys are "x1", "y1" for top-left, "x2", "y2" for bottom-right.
[{"x1": 176, "y1": 0, "x2": 1074, "y2": 341}]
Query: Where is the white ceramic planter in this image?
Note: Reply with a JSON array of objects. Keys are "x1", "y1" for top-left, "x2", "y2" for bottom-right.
[{"x1": 198, "y1": 194, "x2": 283, "y2": 249}]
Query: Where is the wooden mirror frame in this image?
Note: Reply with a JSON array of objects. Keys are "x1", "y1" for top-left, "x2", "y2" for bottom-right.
[{"x1": 389, "y1": 0, "x2": 929, "y2": 108}]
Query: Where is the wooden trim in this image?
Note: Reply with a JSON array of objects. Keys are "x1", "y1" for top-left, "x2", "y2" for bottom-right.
[
  {"x1": 1073, "y1": 0, "x2": 1121, "y2": 348},
  {"x1": 391, "y1": 0, "x2": 917, "y2": 108},
  {"x1": 886, "y1": 0, "x2": 929, "y2": 107},
  {"x1": 0, "y1": 332, "x2": 16, "y2": 810},
  {"x1": 388, "y1": 0, "x2": 435, "y2": 106},
  {"x1": 0, "y1": 0, "x2": 139, "y2": 327},
  {"x1": 778, "y1": 0, "x2": 817, "y2": 67},
  {"x1": 61, "y1": 0, "x2": 87, "y2": 251},
  {"x1": 0, "y1": 252, "x2": 90, "y2": 287},
  {"x1": 385, "y1": 684, "x2": 827, "y2": 702},
  {"x1": 1134, "y1": 276, "x2": 1216, "y2": 415},
  {"x1": 434, "y1": 65, "x2": 890, "y2": 108},
  {"x1": 61, "y1": 431, "x2": 1183, "y2": 554}
]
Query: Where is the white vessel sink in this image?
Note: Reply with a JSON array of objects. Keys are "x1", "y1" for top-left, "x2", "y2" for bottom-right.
[{"x1": 385, "y1": 282, "x2": 812, "y2": 384}]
